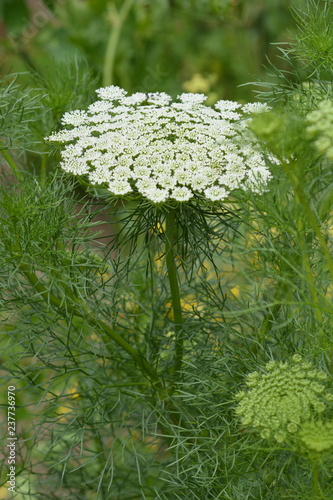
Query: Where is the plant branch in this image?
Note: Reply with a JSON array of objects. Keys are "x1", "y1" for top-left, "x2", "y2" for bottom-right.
[{"x1": 18, "y1": 261, "x2": 159, "y2": 383}]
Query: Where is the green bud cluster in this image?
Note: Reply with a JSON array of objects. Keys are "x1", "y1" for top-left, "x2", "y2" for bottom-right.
[
  {"x1": 306, "y1": 99, "x2": 333, "y2": 160},
  {"x1": 235, "y1": 355, "x2": 331, "y2": 444}
]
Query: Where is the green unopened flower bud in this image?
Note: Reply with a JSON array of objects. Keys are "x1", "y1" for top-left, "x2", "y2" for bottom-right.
[{"x1": 235, "y1": 357, "x2": 330, "y2": 444}]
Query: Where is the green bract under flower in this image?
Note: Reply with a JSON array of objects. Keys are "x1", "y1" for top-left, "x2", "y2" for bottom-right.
[
  {"x1": 235, "y1": 355, "x2": 331, "y2": 444},
  {"x1": 47, "y1": 86, "x2": 273, "y2": 203}
]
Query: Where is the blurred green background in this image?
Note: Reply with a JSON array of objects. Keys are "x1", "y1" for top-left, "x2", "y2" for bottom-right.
[{"x1": 0, "y1": 0, "x2": 305, "y2": 103}]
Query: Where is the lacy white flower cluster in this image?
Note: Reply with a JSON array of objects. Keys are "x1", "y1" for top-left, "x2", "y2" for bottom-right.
[
  {"x1": 47, "y1": 86, "x2": 273, "y2": 203},
  {"x1": 235, "y1": 355, "x2": 333, "y2": 444},
  {"x1": 306, "y1": 99, "x2": 333, "y2": 160}
]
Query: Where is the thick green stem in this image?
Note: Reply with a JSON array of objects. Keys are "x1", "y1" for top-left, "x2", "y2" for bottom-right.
[
  {"x1": 165, "y1": 209, "x2": 184, "y2": 375},
  {"x1": 18, "y1": 261, "x2": 158, "y2": 383},
  {"x1": 103, "y1": 0, "x2": 133, "y2": 87}
]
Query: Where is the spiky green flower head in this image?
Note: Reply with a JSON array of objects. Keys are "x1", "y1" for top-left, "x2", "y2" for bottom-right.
[
  {"x1": 235, "y1": 355, "x2": 331, "y2": 444},
  {"x1": 46, "y1": 86, "x2": 274, "y2": 204},
  {"x1": 306, "y1": 99, "x2": 333, "y2": 160},
  {"x1": 299, "y1": 419, "x2": 333, "y2": 454}
]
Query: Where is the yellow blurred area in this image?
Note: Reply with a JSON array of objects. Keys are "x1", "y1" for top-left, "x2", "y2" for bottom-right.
[
  {"x1": 67, "y1": 383, "x2": 80, "y2": 400},
  {"x1": 154, "y1": 222, "x2": 166, "y2": 234},
  {"x1": 0, "y1": 487, "x2": 8, "y2": 499},
  {"x1": 89, "y1": 332, "x2": 101, "y2": 343},
  {"x1": 167, "y1": 295, "x2": 203, "y2": 318},
  {"x1": 144, "y1": 435, "x2": 162, "y2": 453},
  {"x1": 182, "y1": 73, "x2": 219, "y2": 105},
  {"x1": 50, "y1": 383, "x2": 80, "y2": 423},
  {"x1": 230, "y1": 286, "x2": 240, "y2": 298},
  {"x1": 57, "y1": 405, "x2": 75, "y2": 422}
]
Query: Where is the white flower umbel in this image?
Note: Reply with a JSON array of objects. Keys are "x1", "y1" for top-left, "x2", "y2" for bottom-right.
[{"x1": 47, "y1": 86, "x2": 274, "y2": 203}]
